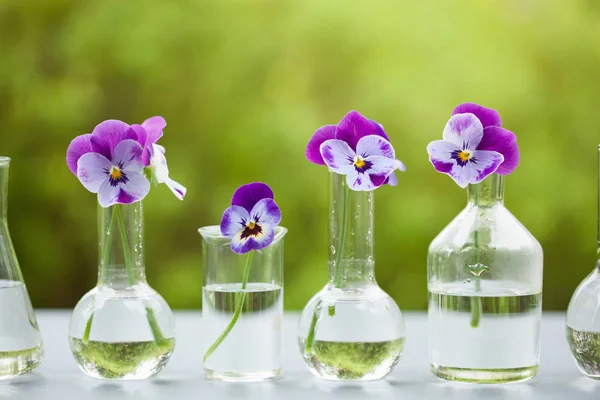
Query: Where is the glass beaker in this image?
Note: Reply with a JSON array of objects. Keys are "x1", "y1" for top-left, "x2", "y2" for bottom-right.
[
  {"x1": 69, "y1": 202, "x2": 175, "y2": 380},
  {"x1": 297, "y1": 172, "x2": 405, "y2": 381},
  {"x1": 199, "y1": 225, "x2": 286, "y2": 382},
  {"x1": 566, "y1": 145, "x2": 600, "y2": 379},
  {"x1": 0, "y1": 157, "x2": 43, "y2": 379},
  {"x1": 428, "y1": 174, "x2": 543, "y2": 383}
]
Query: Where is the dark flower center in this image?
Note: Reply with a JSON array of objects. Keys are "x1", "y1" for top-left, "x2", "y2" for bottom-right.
[
  {"x1": 240, "y1": 221, "x2": 263, "y2": 240},
  {"x1": 353, "y1": 156, "x2": 373, "y2": 173},
  {"x1": 451, "y1": 149, "x2": 476, "y2": 167},
  {"x1": 106, "y1": 164, "x2": 129, "y2": 187}
]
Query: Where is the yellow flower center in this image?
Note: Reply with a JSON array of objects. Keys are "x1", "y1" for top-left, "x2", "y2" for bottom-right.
[
  {"x1": 247, "y1": 221, "x2": 256, "y2": 230},
  {"x1": 110, "y1": 166, "x2": 122, "y2": 180},
  {"x1": 458, "y1": 150, "x2": 472, "y2": 162},
  {"x1": 354, "y1": 158, "x2": 366, "y2": 169}
]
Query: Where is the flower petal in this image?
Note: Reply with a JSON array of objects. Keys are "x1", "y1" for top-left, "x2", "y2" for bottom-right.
[
  {"x1": 90, "y1": 120, "x2": 138, "y2": 161},
  {"x1": 250, "y1": 198, "x2": 282, "y2": 227},
  {"x1": 165, "y1": 178, "x2": 187, "y2": 200},
  {"x1": 306, "y1": 125, "x2": 336, "y2": 165},
  {"x1": 320, "y1": 139, "x2": 355, "y2": 175},
  {"x1": 478, "y1": 126, "x2": 519, "y2": 175},
  {"x1": 66, "y1": 134, "x2": 93, "y2": 176},
  {"x1": 220, "y1": 205, "x2": 250, "y2": 237},
  {"x1": 335, "y1": 110, "x2": 389, "y2": 151},
  {"x1": 141, "y1": 116, "x2": 166, "y2": 145},
  {"x1": 231, "y1": 182, "x2": 274, "y2": 213},
  {"x1": 427, "y1": 140, "x2": 461, "y2": 174},
  {"x1": 151, "y1": 143, "x2": 170, "y2": 183},
  {"x1": 356, "y1": 135, "x2": 395, "y2": 159},
  {"x1": 77, "y1": 152, "x2": 111, "y2": 193},
  {"x1": 363, "y1": 156, "x2": 400, "y2": 189},
  {"x1": 97, "y1": 171, "x2": 150, "y2": 208},
  {"x1": 452, "y1": 103, "x2": 502, "y2": 128},
  {"x1": 346, "y1": 170, "x2": 377, "y2": 191},
  {"x1": 130, "y1": 124, "x2": 147, "y2": 147},
  {"x1": 448, "y1": 150, "x2": 504, "y2": 188},
  {"x1": 384, "y1": 172, "x2": 397, "y2": 186},
  {"x1": 230, "y1": 224, "x2": 275, "y2": 254},
  {"x1": 113, "y1": 139, "x2": 144, "y2": 173},
  {"x1": 442, "y1": 114, "x2": 484, "y2": 150}
]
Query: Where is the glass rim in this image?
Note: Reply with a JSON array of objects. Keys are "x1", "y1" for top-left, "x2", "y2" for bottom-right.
[
  {"x1": 0, "y1": 157, "x2": 10, "y2": 166},
  {"x1": 198, "y1": 225, "x2": 288, "y2": 242}
]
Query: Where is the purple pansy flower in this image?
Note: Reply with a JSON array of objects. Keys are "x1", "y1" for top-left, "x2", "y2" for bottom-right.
[
  {"x1": 427, "y1": 103, "x2": 520, "y2": 188},
  {"x1": 220, "y1": 183, "x2": 282, "y2": 254},
  {"x1": 131, "y1": 116, "x2": 187, "y2": 200},
  {"x1": 306, "y1": 111, "x2": 405, "y2": 191},
  {"x1": 67, "y1": 120, "x2": 150, "y2": 207}
]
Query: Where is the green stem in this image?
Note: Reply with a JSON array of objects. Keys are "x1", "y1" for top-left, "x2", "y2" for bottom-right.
[
  {"x1": 115, "y1": 204, "x2": 166, "y2": 345},
  {"x1": 470, "y1": 189, "x2": 482, "y2": 328},
  {"x1": 304, "y1": 181, "x2": 349, "y2": 353},
  {"x1": 203, "y1": 251, "x2": 254, "y2": 363},
  {"x1": 83, "y1": 207, "x2": 118, "y2": 343},
  {"x1": 333, "y1": 184, "x2": 349, "y2": 288}
]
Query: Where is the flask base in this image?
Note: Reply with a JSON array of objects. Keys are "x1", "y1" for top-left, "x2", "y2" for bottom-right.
[
  {"x1": 0, "y1": 345, "x2": 43, "y2": 379},
  {"x1": 430, "y1": 363, "x2": 538, "y2": 384},
  {"x1": 204, "y1": 368, "x2": 280, "y2": 382}
]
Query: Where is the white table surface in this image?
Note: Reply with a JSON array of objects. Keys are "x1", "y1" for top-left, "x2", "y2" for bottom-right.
[{"x1": 1, "y1": 311, "x2": 597, "y2": 399}]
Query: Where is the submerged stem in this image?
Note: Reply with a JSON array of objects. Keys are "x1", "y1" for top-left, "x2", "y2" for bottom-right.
[
  {"x1": 304, "y1": 182, "x2": 349, "y2": 353},
  {"x1": 203, "y1": 251, "x2": 254, "y2": 363},
  {"x1": 470, "y1": 190, "x2": 482, "y2": 328},
  {"x1": 83, "y1": 207, "x2": 118, "y2": 343},
  {"x1": 115, "y1": 204, "x2": 166, "y2": 345}
]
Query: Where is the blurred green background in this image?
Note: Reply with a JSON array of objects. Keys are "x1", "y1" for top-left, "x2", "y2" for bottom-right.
[{"x1": 0, "y1": 0, "x2": 598, "y2": 310}]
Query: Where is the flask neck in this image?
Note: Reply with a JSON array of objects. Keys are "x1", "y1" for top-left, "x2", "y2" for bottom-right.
[
  {"x1": 467, "y1": 174, "x2": 505, "y2": 207},
  {"x1": 0, "y1": 158, "x2": 10, "y2": 220},
  {"x1": 328, "y1": 173, "x2": 375, "y2": 286},
  {"x1": 97, "y1": 203, "x2": 146, "y2": 288}
]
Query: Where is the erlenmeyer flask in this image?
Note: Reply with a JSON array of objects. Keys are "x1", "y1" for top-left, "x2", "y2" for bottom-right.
[{"x1": 0, "y1": 157, "x2": 43, "y2": 378}]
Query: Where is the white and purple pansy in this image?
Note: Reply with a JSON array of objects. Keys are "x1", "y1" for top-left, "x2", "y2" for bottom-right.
[
  {"x1": 66, "y1": 117, "x2": 187, "y2": 207},
  {"x1": 67, "y1": 120, "x2": 150, "y2": 208},
  {"x1": 220, "y1": 183, "x2": 282, "y2": 254},
  {"x1": 426, "y1": 103, "x2": 520, "y2": 188},
  {"x1": 306, "y1": 111, "x2": 405, "y2": 191}
]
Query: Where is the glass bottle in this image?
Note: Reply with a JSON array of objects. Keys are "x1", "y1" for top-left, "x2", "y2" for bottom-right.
[
  {"x1": 566, "y1": 145, "x2": 600, "y2": 379},
  {"x1": 199, "y1": 225, "x2": 286, "y2": 382},
  {"x1": 297, "y1": 172, "x2": 405, "y2": 381},
  {"x1": 428, "y1": 174, "x2": 543, "y2": 383},
  {"x1": 69, "y1": 203, "x2": 175, "y2": 380},
  {"x1": 0, "y1": 157, "x2": 43, "y2": 379}
]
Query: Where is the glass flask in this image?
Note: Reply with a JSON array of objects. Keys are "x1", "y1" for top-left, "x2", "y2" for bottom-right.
[
  {"x1": 428, "y1": 174, "x2": 543, "y2": 383},
  {"x1": 0, "y1": 157, "x2": 43, "y2": 379},
  {"x1": 199, "y1": 225, "x2": 286, "y2": 382},
  {"x1": 69, "y1": 203, "x2": 175, "y2": 380},
  {"x1": 566, "y1": 145, "x2": 600, "y2": 379},
  {"x1": 297, "y1": 172, "x2": 405, "y2": 381}
]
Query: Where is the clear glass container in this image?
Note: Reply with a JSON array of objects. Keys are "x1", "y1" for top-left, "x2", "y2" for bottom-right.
[
  {"x1": 199, "y1": 225, "x2": 286, "y2": 382},
  {"x1": 0, "y1": 157, "x2": 43, "y2": 379},
  {"x1": 566, "y1": 145, "x2": 600, "y2": 379},
  {"x1": 428, "y1": 174, "x2": 543, "y2": 383},
  {"x1": 297, "y1": 172, "x2": 405, "y2": 381},
  {"x1": 69, "y1": 203, "x2": 175, "y2": 380}
]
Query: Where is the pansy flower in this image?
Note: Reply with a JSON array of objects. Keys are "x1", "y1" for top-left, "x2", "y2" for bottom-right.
[
  {"x1": 67, "y1": 120, "x2": 150, "y2": 207},
  {"x1": 306, "y1": 111, "x2": 405, "y2": 191},
  {"x1": 131, "y1": 116, "x2": 187, "y2": 200},
  {"x1": 220, "y1": 183, "x2": 282, "y2": 254},
  {"x1": 427, "y1": 103, "x2": 519, "y2": 188}
]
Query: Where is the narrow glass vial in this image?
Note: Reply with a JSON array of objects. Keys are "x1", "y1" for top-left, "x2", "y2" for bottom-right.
[
  {"x1": 297, "y1": 173, "x2": 405, "y2": 381},
  {"x1": 0, "y1": 157, "x2": 43, "y2": 379},
  {"x1": 199, "y1": 225, "x2": 286, "y2": 382},
  {"x1": 566, "y1": 146, "x2": 600, "y2": 379},
  {"x1": 428, "y1": 174, "x2": 543, "y2": 383},
  {"x1": 69, "y1": 203, "x2": 175, "y2": 380}
]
